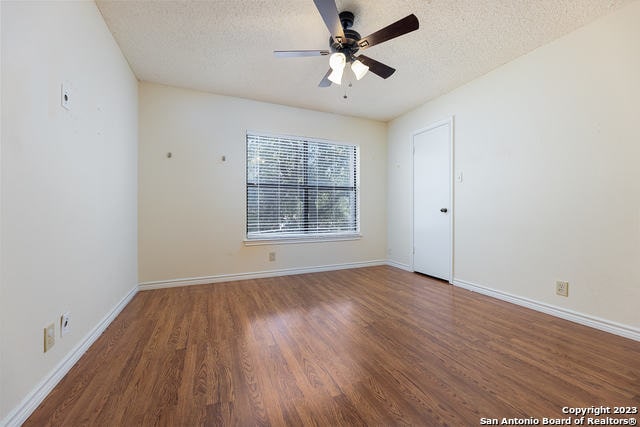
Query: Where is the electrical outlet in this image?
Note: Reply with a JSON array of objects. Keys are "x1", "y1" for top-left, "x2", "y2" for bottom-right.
[
  {"x1": 556, "y1": 280, "x2": 569, "y2": 297},
  {"x1": 269, "y1": 252, "x2": 276, "y2": 262},
  {"x1": 44, "y1": 323, "x2": 55, "y2": 352},
  {"x1": 60, "y1": 312, "x2": 71, "y2": 337}
]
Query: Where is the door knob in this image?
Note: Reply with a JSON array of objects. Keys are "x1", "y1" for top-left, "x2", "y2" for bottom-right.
[{"x1": 440, "y1": 208, "x2": 448, "y2": 213}]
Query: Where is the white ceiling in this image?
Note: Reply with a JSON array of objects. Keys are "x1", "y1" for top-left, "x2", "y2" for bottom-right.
[{"x1": 96, "y1": 0, "x2": 631, "y2": 122}]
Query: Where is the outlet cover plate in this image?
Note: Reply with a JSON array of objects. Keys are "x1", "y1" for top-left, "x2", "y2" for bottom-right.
[
  {"x1": 44, "y1": 323, "x2": 55, "y2": 352},
  {"x1": 556, "y1": 280, "x2": 569, "y2": 297}
]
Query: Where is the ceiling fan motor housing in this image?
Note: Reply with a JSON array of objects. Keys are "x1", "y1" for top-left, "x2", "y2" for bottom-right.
[{"x1": 330, "y1": 11, "x2": 360, "y2": 59}]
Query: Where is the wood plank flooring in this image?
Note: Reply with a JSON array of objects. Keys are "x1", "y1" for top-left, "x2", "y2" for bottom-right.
[{"x1": 25, "y1": 266, "x2": 639, "y2": 426}]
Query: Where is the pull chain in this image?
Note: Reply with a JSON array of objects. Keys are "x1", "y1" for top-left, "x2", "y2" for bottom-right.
[{"x1": 342, "y1": 81, "x2": 353, "y2": 100}]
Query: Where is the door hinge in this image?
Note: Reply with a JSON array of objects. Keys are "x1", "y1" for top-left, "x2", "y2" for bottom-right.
[{"x1": 413, "y1": 247, "x2": 415, "y2": 254}]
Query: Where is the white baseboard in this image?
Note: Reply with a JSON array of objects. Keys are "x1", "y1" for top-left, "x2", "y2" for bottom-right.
[
  {"x1": 454, "y1": 278, "x2": 639, "y2": 342},
  {"x1": 138, "y1": 260, "x2": 386, "y2": 290},
  {"x1": 385, "y1": 259, "x2": 413, "y2": 271},
  {"x1": 2, "y1": 286, "x2": 138, "y2": 427}
]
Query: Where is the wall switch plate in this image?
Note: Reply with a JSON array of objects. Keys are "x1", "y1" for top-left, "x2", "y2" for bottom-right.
[
  {"x1": 61, "y1": 82, "x2": 72, "y2": 110},
  {"x1": 269, "y1": 252, "x2": 276, "y2": 262},
  {"x1": 61, "y1": 312, "x2": 71, "y2": 337},
  {"x1": 44, "y1": 323, "x2": 55, "y2": 352},
  {"x1": 456, "y1": 171, "x2": 463, "y2": 183},
  {"x1": 556, "y1": 280, "x2": 569, "y2": 297}
]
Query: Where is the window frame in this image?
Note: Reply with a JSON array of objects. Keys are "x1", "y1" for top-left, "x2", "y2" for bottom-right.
[{"x1": 244, "y1": 131, "x2": 361, "y2": 244}]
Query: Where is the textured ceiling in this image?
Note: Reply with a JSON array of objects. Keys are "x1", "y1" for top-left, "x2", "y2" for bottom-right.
[{"x1": 96, "y1": 0, "x2": 631, "y2": 122}]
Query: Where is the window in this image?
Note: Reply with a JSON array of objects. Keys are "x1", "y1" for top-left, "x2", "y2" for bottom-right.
[{"x1": 246, "y1": 132, "x2": 359, "y2": 241}]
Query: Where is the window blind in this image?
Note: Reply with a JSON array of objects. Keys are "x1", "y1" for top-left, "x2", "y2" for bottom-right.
[{"x1": 246, "y1": 133, "x2": 359, "y2": 239}]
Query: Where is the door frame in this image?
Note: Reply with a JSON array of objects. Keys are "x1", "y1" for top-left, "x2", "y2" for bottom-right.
[{"x1": 411, "y1": 116, "x2": 454, "y2": 283}]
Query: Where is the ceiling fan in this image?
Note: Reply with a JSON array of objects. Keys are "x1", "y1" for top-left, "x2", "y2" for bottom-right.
[{"x1": 274, "y1": 0, "x2": 419, "y2": 87}]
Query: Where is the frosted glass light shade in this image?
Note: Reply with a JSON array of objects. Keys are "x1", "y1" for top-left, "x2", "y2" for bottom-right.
[
  {"x1": 328, "y1": 68, "x2": 344, "y2": 85},
  {"x1": 328, "y1": 52, "x2": 346, "y2": 85},
  {"x1": 351, "y1": 59, "x2": 369, "y2": 80},
  {"x1": 329, "y1": 52, "x2": 346, "y2": 70}
]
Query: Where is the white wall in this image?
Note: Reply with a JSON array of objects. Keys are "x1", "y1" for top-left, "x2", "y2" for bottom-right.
[
  {"x1": 139, "y1": 82, "x2": 387, "y2": 283},
  {"x1": 0, "y1": 1, "x2": 138, "y2": 423},
  {"x1": 388, "y1": 2, "x2": 640, "y2": 331}
]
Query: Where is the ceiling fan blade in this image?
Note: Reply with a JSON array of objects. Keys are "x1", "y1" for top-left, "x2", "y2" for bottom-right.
[
  {"x1": 318, "y1": 68, "x2": 332, "y2": 87},
  {"x1": 356, "y1": 55, "x2": 396, "y2": 79},
  {"x1": 274, "y1": 50, "x2": 330, "y2": 58},
  {"x1": 357, "y1": 14, "x2": 419, "y2": 50},
  {"x1": 313, "y1": 0, "x2": 346, "y2": 43}
]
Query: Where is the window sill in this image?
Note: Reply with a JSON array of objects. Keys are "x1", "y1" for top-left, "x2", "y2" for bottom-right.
[{"x1": 244, "y1": 234, "x2": 362, "y2": 246}]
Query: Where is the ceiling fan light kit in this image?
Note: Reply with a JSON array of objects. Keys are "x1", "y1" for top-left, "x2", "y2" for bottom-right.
[
  {"x1": 274, "y1": 0, "x2": 419, "y2": 88},
  {"x1": 328, "y1": 52, "x2": 346, "y2": 84},
  {"x1": 351, "y1": 59, "x2": 369, "y2": 81}
]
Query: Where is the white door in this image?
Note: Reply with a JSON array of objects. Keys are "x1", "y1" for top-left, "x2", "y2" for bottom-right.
[{"x1": 413, "y1": 120, "x2": 452, "y2": 281}]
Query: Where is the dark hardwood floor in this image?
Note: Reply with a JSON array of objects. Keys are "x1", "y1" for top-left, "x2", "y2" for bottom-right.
[{"x1": 25, "y1": 266, "x2": 639, "y2": 426}]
